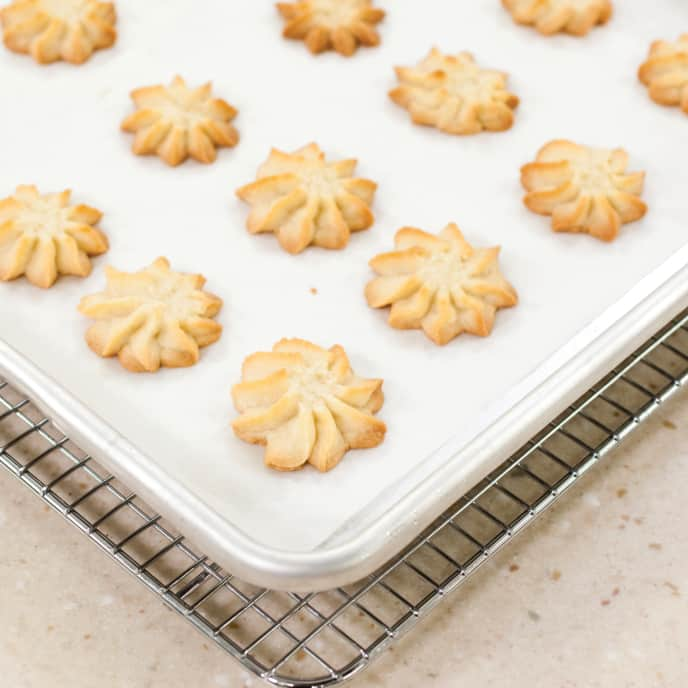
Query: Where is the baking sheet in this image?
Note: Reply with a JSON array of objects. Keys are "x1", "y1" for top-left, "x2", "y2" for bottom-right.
[{"x1": 1, "y1": 1, "x2": 687, "y2": 562}]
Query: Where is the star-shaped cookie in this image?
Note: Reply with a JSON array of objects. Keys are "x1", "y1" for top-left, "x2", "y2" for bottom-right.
[
  {"x1": 502, "y1": 0, "x2": 612, "y2": 36},
  {"x1": 236, "y1": 143, "x2": 377, "y2": 254},
  {"x1": 638, "y1": 35, "x2": 688, "y2": 115},
  {"x1": 0, "y1": 0, "x2": 116, "y2": 64},
  {"x1": 521, "y1": 140, "x2": 647, "y2": 241},
  {"x1": 0, "y1": 185, "x2": 108, "y2": 288},
  {"x1": 389, "y1": 48, "x2": 519, "y2": 135},
  {"x1": 232, "y1": 338, "x2": 386, "y2": 472},
  {"x1": 277, "y1": 0, "x2": 385, "y2": 56},
  {"x1": 78, "y1": 257, "x2": 223, "y2": 372},
  {"x1": 366, "y1": 223, "x2": 517, "y2": 345},
  {"x1": 121, "y1": 76, "x2": 239, "y2": 167}
]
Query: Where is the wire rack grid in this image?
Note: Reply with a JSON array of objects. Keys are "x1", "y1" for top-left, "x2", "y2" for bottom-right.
[{"x1": 1, "y1": 308, "x2": 687, "y2": 688}]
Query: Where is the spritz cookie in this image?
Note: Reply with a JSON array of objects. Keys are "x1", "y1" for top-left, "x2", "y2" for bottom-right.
[
  {"x1": 232, "y1": 338, "x2": 386, "y2": 472},
  {"x1": 521, "y1": 140, "x2": 647, "y2": 242},
  {"x1": 366, "y1": 223, "x2": 517, "y2": 345},
  {"x1": 502, "y1": 0, "x2": 612, "y2": 36},
  {"x1": 0, "y1": 185, "x2": 108, "y2": 288},
  {"x1": 236, "y1": 143, "x2": 377, "y2": 254},
  {"x1": 121, "y1": 76, "x2": 239, "y2": 167},
  {"x1": 78, "y1": 257, "x2": 223, "y2": 372},
  {"x1": 638, "y1": 35, "x2": 688, "y2": 115},
  {"x1": 277, "y1": 0, "x2": 384, "y2": 56},
  {"x1": 389, "y1": 48, "x2": 519, "y2": 135},
  {"x1": 0, "y1": 0, "x2": 116, "y2": 64}
]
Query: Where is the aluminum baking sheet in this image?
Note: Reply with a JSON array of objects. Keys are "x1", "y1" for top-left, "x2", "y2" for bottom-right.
[{"x1": 1, "y1": 0, "x2": 688, "y2": 590}]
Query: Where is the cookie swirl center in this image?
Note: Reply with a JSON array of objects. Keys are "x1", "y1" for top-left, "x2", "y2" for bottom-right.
[
  {"x1": 419, "y1": 248, "x2": 468, "y2": 290},
  {"x1": 298, "y1": 163, "x2": 340, "y2": 196},
  {"x1": 309, "y1": 0, "x2": 360, "y2": 27},
  {"x1": 39, "y1": 0, "x2": 91, "y2": 22},
  {"x1": 573, "y1": 149, "x2": 618, "y2": 194},
  {"x1": 289, "y1": 362, "x2": 338, "y2": 405},
  {"x1": 15, "y1": 199, "x2": 69, "y2": 238}
]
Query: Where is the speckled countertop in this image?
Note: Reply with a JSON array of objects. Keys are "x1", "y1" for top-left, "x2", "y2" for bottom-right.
[{"x1": 1, "y1": 391, "x2": 687, "y2": 688}]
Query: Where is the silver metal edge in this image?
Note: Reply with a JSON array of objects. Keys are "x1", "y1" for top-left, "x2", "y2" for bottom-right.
[{"x1": 2, "y1": 253, "x2": 688, "y2": 592}]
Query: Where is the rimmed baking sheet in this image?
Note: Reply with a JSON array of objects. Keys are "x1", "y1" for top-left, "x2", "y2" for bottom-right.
[{"x1": 1, "y1": 0, "x2": 687, "y2": 589}]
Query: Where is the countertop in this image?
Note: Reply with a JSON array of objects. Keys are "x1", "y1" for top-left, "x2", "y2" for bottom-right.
[{"x1": 1, "y1": 390, "x2": 687, "y2": 688}]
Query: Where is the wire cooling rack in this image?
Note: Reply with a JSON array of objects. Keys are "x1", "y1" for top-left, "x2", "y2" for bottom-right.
[{"x1": 1, "y1": 309, "x2": 687, "y2": 688}]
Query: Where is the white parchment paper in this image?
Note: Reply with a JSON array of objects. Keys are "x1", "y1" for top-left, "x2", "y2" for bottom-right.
[{"x1": 1, "y1": 0, "x2": 687, "y2": 552}]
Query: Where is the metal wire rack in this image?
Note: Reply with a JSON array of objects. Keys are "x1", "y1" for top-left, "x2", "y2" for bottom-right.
[{"x1": 1, "y1": 309, "x2": 687, "y2": 688}]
